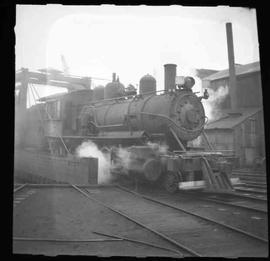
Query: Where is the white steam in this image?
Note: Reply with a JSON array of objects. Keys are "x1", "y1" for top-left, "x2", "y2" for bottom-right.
[
  {"x1": 147, "y1": 141, "x2": 169, "y2": 154},
  {"x1": 115, "y1": 147, "x2": 131, "y2": 173},
  {"x1": 76, "y1": 141, "x2": 112, "y2": 184},
  {"x1": 202, "y1": 85, "x2": 229, "y2": 122},
  {"x1": 180, "y1": 67, "x2": 229, "y2": 122}
]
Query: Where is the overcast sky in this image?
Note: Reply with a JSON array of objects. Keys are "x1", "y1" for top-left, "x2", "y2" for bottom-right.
[{"x1": 16, "y1": 4, "x2": 259, "y2": 92}]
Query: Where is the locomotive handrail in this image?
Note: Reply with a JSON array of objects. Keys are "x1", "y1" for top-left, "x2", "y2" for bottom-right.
[
  {"x1": 169, "y1": 127, "x2": 186, "y2": 151},
  {"x1": 139, "y1": 112, "x2": 204, "y2": 133},
  {"x1": 89, "y1": 121, "x2": 125, "y2": 129}
]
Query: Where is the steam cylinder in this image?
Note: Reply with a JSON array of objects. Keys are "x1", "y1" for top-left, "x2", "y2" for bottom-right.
[
  {"x1": 124, "y1": 146, "x2": 162, "y2": 181},
  {"x1": 139, "y1": 74, "x2": 156, "y2": 95},
  {"x1": 164, "y1": 64, "x2": 177, "y2": 91},
  {"x1": 87, "y1": 90, "x2": 205, "y2": 141}
]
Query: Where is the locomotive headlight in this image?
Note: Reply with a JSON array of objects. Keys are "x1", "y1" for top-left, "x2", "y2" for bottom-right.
[{"x1": 184, "y1": 77, "x2": 195, "y2": 89}]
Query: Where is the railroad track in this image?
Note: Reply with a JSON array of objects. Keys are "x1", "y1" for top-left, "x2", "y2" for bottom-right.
[
  {"x1": 14, "y1": 183, "x2": 268, "y2": 257},
  {"x1": 234, "y1": 186, "x2": 267, "y2": 195},
  {"x1": 72, "y1": 184, "x2": 268, "y2": 257},
  {"x1": 71, "y1": 184, "x2": 197, "y2": 257},
  {"x1": 231, "y1": 170, "x2": 267, "y2": 190},
  {"x1": 13, "y1": 184, "x2": 183, "y2": 257},
  {"x1": 191, "y1": 192, "x2": 267, "y2": 214},
  {"x1": 183, "y1": 189, "x2": 267, "y2": 211},
  {"x1": 117, "y1": 185, "x2": 268, "y2": 237},
  {"x1": 237, "y1": 182, "x2": 267, "y2": 190}
]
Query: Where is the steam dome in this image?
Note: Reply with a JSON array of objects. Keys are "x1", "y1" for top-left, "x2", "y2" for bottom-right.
[
  {"x1": 104, "y1": 79, "x2": 125, "y2": 99},
  {"x1": 139, "y1": 74, "x2": 156, "y2": 95}
]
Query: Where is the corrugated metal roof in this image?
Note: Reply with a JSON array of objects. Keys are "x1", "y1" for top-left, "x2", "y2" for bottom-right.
[
  {"x1": 203, "y1": 61, "x2": 260, "y2": 81},
  {"x1": 205, "y1": 107, "x2": 262, "y2": 129}
]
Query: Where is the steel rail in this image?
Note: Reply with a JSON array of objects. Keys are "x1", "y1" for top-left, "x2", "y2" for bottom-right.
[
  {"x1": 13, "y1": 183, "x2": 115, "y2": 188},
  {"x1": 198, "y1": 197, "x2": 267, "y2": 214},
  {"x1": 71, "y1": 184, "x2": 201, "y2": 257},
  {"x1": 234, "y1": 175, "x2": 266, "y2": 180},
  {"x1": 93, "y1": 231, "x2": 183, "y2": 256},
  {"x1": 183, "y1": 191, "x2": 267, "y2": 213},
  {"x1": 192, "y1": 191, "x2": 267, "y2": 202},
  {"x1": 13, "y1": 184, "x2": 28, "y2": 193},
  {"x1": 235, "y1": 187, "x2": 267, "y2": 195},
  {"x1": 13, "y1": 237, "x2": 122, "y2": 242},
  {"x1": 116, "y1": 185, "x2": 268, "y2": 244},
  {"x1": 239, "y1": 182, "x2": 267, "y2": 187},
  {"x1": 227, "y1": 192, "x2": 267, "y2": 202}
]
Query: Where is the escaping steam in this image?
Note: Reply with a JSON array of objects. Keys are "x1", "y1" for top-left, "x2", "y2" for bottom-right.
[
  {"x1": 76, "y1": 140, "x2": 170, "y2": 182},
  {"x1": 202, "y1": 85, "x2": 229, "y2": 122},
  {"x1": 147, "y1": 141, "x2": 169, "y2": 155},
  {"x1": 115, "y1": 147, "x2": 132, "y2": 173},
  {"x1": 76, "y1": 141, "x2": 112, "y2": 184}
]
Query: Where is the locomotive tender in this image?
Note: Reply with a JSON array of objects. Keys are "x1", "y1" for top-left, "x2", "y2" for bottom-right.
[{"x1": 23, "y1": 64, "x2": 234, "y2": 193}]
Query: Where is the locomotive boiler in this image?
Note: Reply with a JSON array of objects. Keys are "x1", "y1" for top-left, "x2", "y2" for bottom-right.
[{"x1": 80, "y1": 64, "x2": 206, "y2": 149}]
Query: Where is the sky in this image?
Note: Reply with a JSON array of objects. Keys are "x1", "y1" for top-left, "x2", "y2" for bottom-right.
[{"x1": 16, "y1": 5, "x2": 259, "y2": 96}]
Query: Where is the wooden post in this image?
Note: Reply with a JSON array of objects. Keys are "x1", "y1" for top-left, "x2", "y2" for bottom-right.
[
  {"x1": 16, "y1": 68, "x2": 29, "y2": 148},
  {"x1": 19, "y1": 68, "x2": 29, "y2": 112}
]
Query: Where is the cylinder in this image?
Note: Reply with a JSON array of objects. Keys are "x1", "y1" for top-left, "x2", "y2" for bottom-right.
[
  {"x1": 164, "y1": 64, "x2": 177, "y2": 91},
  {"x1": 125, "y1": 146, "x2": 162, "y2": 181}
]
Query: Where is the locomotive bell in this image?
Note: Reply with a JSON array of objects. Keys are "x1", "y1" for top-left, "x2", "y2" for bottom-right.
[{"x1": 184, "y1": 77, "x2": 195, "y2": 89}]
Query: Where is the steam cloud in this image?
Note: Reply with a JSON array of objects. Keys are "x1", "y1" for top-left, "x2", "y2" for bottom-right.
[
  {"x1": 202, "y1": 85, "x2": 229, "y2": 122},
  {"x1": 76, "y1": 141, "x2": 112, "y2": 184},
  {"x1": 146, "y1": 141, "x2": 169, "y2": 154},
  {"x1": 115, "y1": 147, "x2": 131, "y2": 174},
  {"x1": 75, "y1": 141, "x2": 168, "y2": 182}
]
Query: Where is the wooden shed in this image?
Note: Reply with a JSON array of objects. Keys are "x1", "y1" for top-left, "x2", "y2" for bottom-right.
[{"x1": 203, "y1": 108, "x2": 265, "y2": 167}]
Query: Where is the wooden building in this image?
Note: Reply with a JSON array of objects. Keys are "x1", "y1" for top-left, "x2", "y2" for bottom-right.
[
  {"x1": 202, "y1": 62, "x2": 262, "y2": 109},
  {"x1": 200, "y1": 61, "x2": 265, "y2": 167}
]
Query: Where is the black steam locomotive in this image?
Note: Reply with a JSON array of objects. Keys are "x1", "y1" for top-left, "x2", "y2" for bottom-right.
[{"x1": 21, "y1": 64, "x2": 234, "y2": 193}]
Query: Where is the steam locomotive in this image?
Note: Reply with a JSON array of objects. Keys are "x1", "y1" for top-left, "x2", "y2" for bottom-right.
[{"x1": 22, "y1": 64, "x2": 234, "y2": 193}]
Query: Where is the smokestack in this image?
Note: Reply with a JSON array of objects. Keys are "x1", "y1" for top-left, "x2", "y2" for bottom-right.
[
  {"x1": 226, "y1": 22, "x2": 237, "y2": 110},
  {"x1": 164, "y1": 64, "x2": 177, "y2": 91},
  {"x1": 112, "y1": 73, "x2": 116, "y2": 82}
]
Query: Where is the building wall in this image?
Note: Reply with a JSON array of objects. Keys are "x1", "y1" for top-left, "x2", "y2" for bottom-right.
[
  {"x1": 14, "y1": 149, "x2": 98, "y2": 184},
  {"x1": 204, "y1": 110, "x2": 265, "y2": 167},
  {"x1": 61, "y1": 90, "x2": 93, "y2": 135},
  {"x1": 236, "y1": 72, "x2": 262, "y2": 108},
  {"x1": 203, "y1": 129, "x2": 234, "y2": 151},
  {"x1": 205, "y1": 71, "x2": 262, "y2": 109}
]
